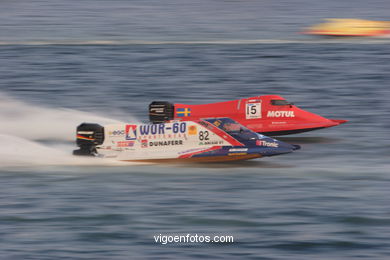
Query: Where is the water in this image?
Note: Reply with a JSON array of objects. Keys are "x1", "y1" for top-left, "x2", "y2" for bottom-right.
[{"x1": 1, "y1": 0, "x2": 390, "y2": 259}]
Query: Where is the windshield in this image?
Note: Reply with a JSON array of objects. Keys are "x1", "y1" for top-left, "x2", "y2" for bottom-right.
[
  {"x1": 204, "y1": 118, "x2": 258, "y2": 141},
  {"x1": 271, "y1": 99, "x2": 292, "y2": 106}
]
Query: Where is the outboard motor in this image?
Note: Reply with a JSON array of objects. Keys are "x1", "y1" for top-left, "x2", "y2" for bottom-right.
[
  {"x1": 73, "y1": 123, "x2": 104, "y2": 156},
  {"x1": 149, "y1": 101, "x2": 174, "y2": 123}
]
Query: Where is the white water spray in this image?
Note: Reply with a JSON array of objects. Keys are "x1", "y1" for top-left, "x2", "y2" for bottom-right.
[{"x1": 0, "y1": 93, "x2": 144, "y2": 168}]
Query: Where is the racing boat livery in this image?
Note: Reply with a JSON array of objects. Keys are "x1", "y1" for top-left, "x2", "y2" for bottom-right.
[
  {"x1": 149, "y1": 95, "x2": 347, "y2": 136},
  {"x1": 303, "y1": 19, "x2": 390, "y2": 37},
  {"x1": 73, "y1": 118, "x2": 299, "y2": 163}
]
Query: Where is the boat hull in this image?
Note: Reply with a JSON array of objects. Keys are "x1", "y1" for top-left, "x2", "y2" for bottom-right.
[
  {"x1": 170, "y1": 95, "x2": 347, "y2": 136},
  {"x1": 74, "y1": 118, "x2": 299, "y2": 163},
  {"x1": 304, "y1": 19, "x2": 390, "y2": 37}
]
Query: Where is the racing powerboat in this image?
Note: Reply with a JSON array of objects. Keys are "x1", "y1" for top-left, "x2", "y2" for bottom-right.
[
  {"x1": 149, "y1": 95, "x2": 347, "y2": 136},
  {"x1": 73, "y1": 118, "x2": 299, "y2": 163},
  {"x1": 303, "y1": 19, "x2": 390, "y2": 37}
]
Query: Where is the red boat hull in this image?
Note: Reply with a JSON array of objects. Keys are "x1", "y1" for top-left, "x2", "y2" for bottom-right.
[{"x1": 173, "y1": 95, "x2": 347, "y2": 136}]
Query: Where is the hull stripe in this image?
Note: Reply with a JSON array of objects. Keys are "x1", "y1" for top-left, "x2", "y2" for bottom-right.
[
  {"x1": 179, "y1": 146, "x2": 221, "y2": 159},
  {"x1": 123, "y1": 154, "x2": 262, "y2": 163},
  {"x1": 77, "y1": 135, "x2": 94, "y2": 141}
]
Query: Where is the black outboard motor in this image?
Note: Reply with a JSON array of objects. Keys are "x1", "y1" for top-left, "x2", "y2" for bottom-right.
[
  {"x1": 149, "y1": 101, "x2": 174, "y2": 123},
  {"x1": 73, "y1": 123, "x2": 104, "y2": 156}
]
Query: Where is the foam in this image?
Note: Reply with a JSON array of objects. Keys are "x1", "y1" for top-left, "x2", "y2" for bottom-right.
[
  {"x1": 0, "y1": 93, "x2": 145, "y2": 168},
  {"x1": 0, "y1": 94, "x2": 121, "y2": 142}
]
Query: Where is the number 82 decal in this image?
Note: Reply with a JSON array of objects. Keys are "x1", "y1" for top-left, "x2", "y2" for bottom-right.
[{"x1": 198, "y1": 130, "x2": 209, "y2": 141}]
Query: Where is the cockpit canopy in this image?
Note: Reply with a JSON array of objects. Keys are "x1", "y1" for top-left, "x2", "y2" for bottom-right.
[
  {"x1": 204, "y1": 118, "x2": 260, "y2": 141},
  {"x1": 271, "y1": 99, "x2": 292, "y2": 106}
]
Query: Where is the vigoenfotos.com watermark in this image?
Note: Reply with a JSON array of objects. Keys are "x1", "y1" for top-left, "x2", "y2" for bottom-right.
[{"x1": 154, "y1": 234, "x2": 234, "y2": 245}]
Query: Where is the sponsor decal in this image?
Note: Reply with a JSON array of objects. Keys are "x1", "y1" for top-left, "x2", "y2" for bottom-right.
[
  {"x1": 197, "y1": 121, "x2": 214, "y2": 131},
  {"x1": 139, "y1": 122, "x2": 186, "y2": 136},
  {"x1": 139, "y1": 133, "x2": 187, "y2": 140},
  {"x1": 109, "y1": 130, "x2": 125, "y2": 137},
  {"x1": 229, "y1": 148, "x2": 248, "y2": 152},
  {"x1": 125, "y1": 125, "x2": 137, "y2": 140},
  {"x1": 267, "y1": 111, "x2": 295, "y2": 118},
  {"x1": 188, "y1": 125, "x2": 197, "y2": 135},
  {"x1": 149, "y1": 140, "x2": 183, "y2": 147},
  {"x1": 223, "y1": 123, "x2": 241, "y2": 132},
  {"x1": 199, "y1": 140, "x2": 224, "y2": 145},
  {"x1": 116, "y1": 141, "x2": 135, "y2": 147},
  {"x1": 176, "y1": 107, "x2": 191, "y2": 117},
  {"x1": 256, "y1": 140, "x2": 279, "y2": 147},
  {"x1": 246, "y1": 101, "x2": 261, "y2": 119},
  {"x1": 213, "y1": 120, "x2": 221, "y2": 127},
  {"x1": 141, "y1": 139, "x2": 148, "y2": 148}
]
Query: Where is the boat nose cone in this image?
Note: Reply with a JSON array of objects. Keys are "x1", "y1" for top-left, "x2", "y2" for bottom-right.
[
  {"x1": 256, "y1": 136, "x2": 300, "y2": 156},
  {"x1": 277, "y1": 140, "x2": 300, "y2": 151},
  {"x1": 330, "y1": 119, "x2": 348, "y2": 125}
]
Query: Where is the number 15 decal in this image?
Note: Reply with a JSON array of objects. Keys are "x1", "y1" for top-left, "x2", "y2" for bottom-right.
[{"x1": 245, "y1": 102, "x2": 261, "y2": 119}]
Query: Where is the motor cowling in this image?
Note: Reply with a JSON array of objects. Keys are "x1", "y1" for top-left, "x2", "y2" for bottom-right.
[
  {"x1": 149, "y1": 101, "x2": 174, "y2": 123},
  {"x1": 73, "y1": 123, "x2": 104, "y2": 156}
]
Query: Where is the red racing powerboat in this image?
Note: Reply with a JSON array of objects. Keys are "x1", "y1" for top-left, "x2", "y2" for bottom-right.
[{"x1": 149, "y1": 95, "x2": 347, "y2": 136}]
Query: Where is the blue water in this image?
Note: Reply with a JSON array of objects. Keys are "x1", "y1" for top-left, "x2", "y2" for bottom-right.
[{"x1": 1, "y1": 1, "x2": 390, "y2": 259}]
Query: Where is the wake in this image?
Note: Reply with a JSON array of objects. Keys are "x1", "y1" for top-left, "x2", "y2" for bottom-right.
[{"x1": 0, "y1": 93, "x2": 143, "y2": 168}]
